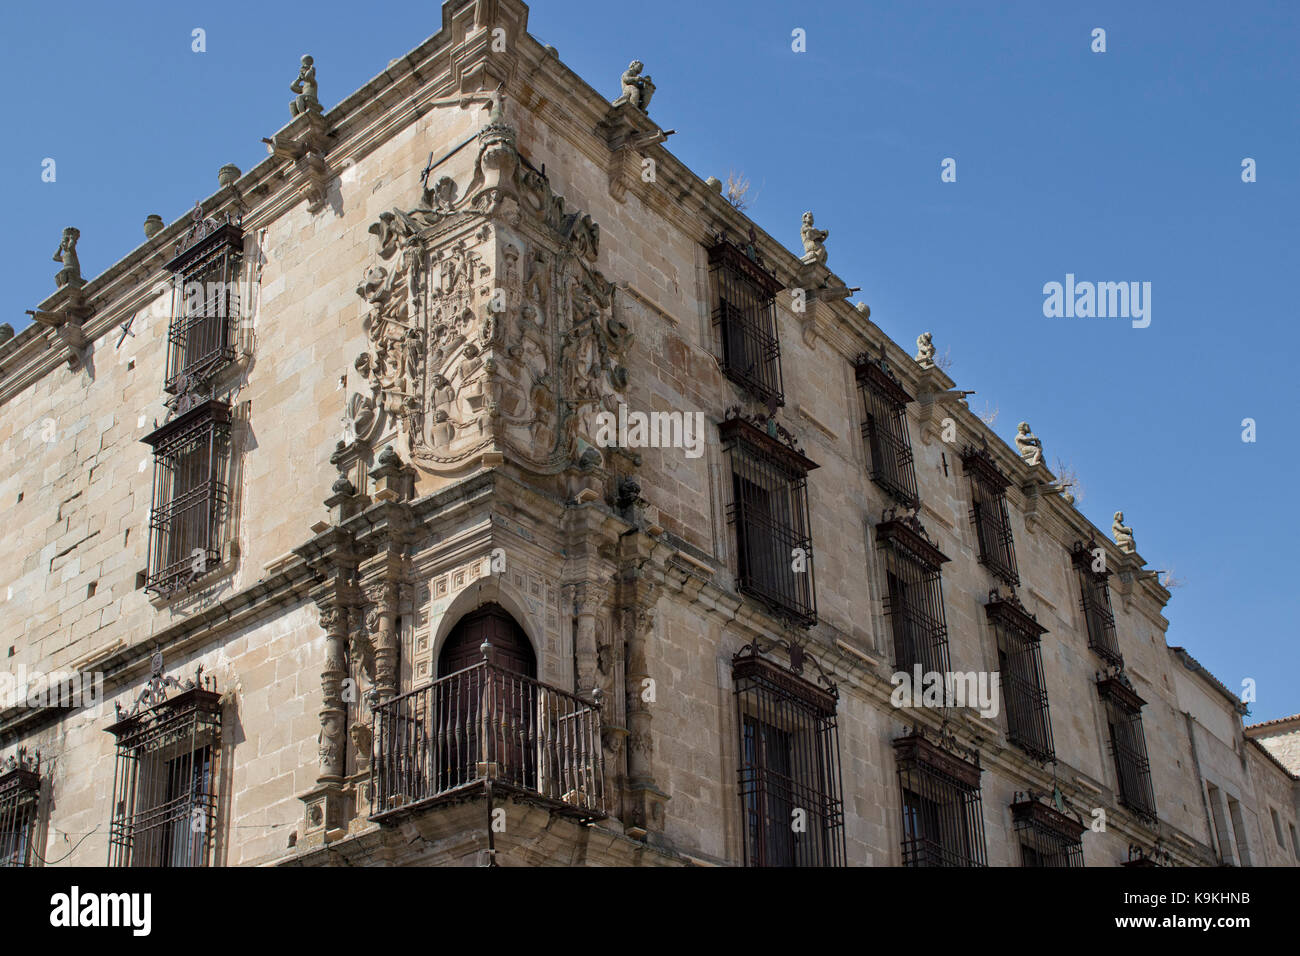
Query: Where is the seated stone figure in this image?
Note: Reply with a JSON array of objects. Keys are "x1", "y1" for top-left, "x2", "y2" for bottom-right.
[{"x1": 1015, "y1": 421, "x2": 1043, "y2": 466}]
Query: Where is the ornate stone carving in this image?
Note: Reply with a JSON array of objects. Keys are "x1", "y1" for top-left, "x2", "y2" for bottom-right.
[
  {"x1": 1112, "y1": 511, "x2": 1136, "y2": 554},
  {"x1": 289, "y1": 55, "x2": 322, "y2": 118},
  {"x1": 53, "y1": 227, "x2": 83, "y2": 289},
  {"x1": 613, "y1": 60, "x2": 655, "y2": 113},
  {"x1": 799, "y1": 212, "x2": 828, "y2": 266},
  {"x1": 915, "y1": 332, "x2": 936, "y2": 369},
  {"x1": 350, "y1": 98, "x2": 629, "y2": 476},
  {"x1": 1015, "y1": 421, "x2": 1043, "y2": 467}
]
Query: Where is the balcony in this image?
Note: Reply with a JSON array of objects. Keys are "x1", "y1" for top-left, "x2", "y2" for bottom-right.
[{"x1": 370, "y1": 661, "x2": 606, "y2": 822}]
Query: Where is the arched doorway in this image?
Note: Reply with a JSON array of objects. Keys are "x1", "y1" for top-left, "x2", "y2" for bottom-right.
[
  {"x1": 434, "y1": 604, "x2": 538, "y2": 794},
  {"x1": 437, "y1": 604, "x2": 536, "y2": 678}
]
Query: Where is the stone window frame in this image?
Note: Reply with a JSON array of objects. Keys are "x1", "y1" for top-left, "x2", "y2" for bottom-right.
[
  {"x1": 707, "y1": 238, "x2": 786, "y2": 407},
  {"x1": 855, "y1": 354, "x2": 920, "y2": 510},
  {"x1": 961, "y1": 446, "x2": 1019, "y2": 587},
  {"x1": 985, "y1": 591, "x2": 1055, "y2": 763},
  {"x1": 876, "y1": 512, "x2": 951, "y2": 674},
  {"x1": 1072, "y1": 541, "x2": 1123, "y2": 667},
  {"x1": 162, "y1": 219, "x2": 244, "y2": 394}
]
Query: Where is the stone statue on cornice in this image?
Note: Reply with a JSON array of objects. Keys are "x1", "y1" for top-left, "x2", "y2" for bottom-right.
[
  {"x1": 289, "y1": 55, "x2": 322, "y2": 118},
  {"x1": 915, "y1": 332, "x2": 936, "y2": 369},
  {"x1": 53, "y1": 227, "x2": 83, "y2": 289},
  {"x1": 800, "y1": 212, "x2": 828, "y2": 266},
  {"x1": 614, "y1": 60, "x2": 655, "y2": 113},
  {"x1": 1112, "y1": 511, "x2": 1136, "y2": 554},
  {"x1": 1015, "y1": 421, "x2": 1043, "y2": 467}
]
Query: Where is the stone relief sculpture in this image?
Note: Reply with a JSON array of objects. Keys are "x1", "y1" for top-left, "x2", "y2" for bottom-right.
[
  {"x1": 800, "y1": 212, "x2": 828, "y2": 266},
  {"x1": 347, "y1": 89, "x2": 630, "y2": 476},
  {"x1": 1015, "y1": 421, "x2": 1043, "y2": 466},
  {"x1": 915, "y1": 332, "x2": 936, "y2": 369},
  {"x1": 53, "y1": 227, "x2": 83, "y2": 288},
  {"x1": 1112, "y1": 511, "x2": 1136, "y2": 554},
  {"x1": 613, "y1": 60, "x2": 655, "y2": 113},
  {"x1": 289, "y1": 55, "x2": 322, "y2": 118}
]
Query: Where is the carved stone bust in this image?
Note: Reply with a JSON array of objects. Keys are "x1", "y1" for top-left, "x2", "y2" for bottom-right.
[{"x1": 1015, "y1": 421, "x2": 1042, "y2": 466}]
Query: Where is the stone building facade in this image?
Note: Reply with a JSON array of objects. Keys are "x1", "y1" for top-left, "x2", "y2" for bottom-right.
[{"x1": 1, "y1": 0, "x2": 1295, "y2": 867}]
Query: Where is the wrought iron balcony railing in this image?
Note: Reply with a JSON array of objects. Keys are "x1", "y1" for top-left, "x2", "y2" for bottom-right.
[{"x1": 370, "y1": 661, "x2": 606, "y2": 822}]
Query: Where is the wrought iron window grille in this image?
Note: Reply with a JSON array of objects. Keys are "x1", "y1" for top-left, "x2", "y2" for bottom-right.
[
  {"x1": 721, "y1": 412, "x2": 819, "y2": 629},
  {"x1": 1097, "y1": 668, "x2": 1158, "y2": 825},
  {"x1": 709, "y1": 238, "x2": 785, "y2": 406},
  {"x1": 1010, "y1": 790, "x2": 1085, "y2": 867},
  {"x1": 961, "y1": 446, "x2": 1019, "y2": 587},
  {"x1": 1123, "y1": 842, "x2": 1171, "y2": 867},
  {"x1": 893, "y1": 723, "x2": 987, "y2": 867},
  {"x1": 876, "y1": 510, "x2": 951, "y2": 674},
  {"x1": 141, "y1": 400, "x2": 232, "y2": 597},
  {"x1": 985, "y1": 589, "x2": 1055, "y2": 762},
  {"x1": 856, "y1": 354, "x2": 919, "y2": 509},
  {"x1": 107, "y1": 655, "x2": 221, "y2": 867},
  {"x1": 0, "y1": 748, "x2": 42, "y2": 867},
  {"x1": 163, "y1": 206, "x2": 244, "y2": 396},
  {"x1": 733, "y1": 638, "x2": 845, "y2": 867},
  {"x1": 1072, "y1": 540, "x2": 1123, "y2": 667}
]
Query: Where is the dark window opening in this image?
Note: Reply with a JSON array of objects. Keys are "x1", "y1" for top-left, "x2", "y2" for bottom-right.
[
  {"x1": 709, "y1": 240, "x2": 785, "y2": 406},
  {"x1": 877, "y1": 514, "x2": 950, "y2": 673},
  {"x1": 856, "y1": 355, "x2": 919, "y2": 509},
  {"x1": 1010, "y1": 792, "x2": 1085, "y2": 867},
  {"x1": 0, "y1": 750, "x2": 42, "y2": 867},
  {"x1": 163, "y1": 221, "x2": 243, "y2": 393},
  {"x1": 986, "y1": 593, "x2": 1054, "y2": 762},
  {"x1": 1098, "y1": 674, "x2": 1157, "y2": 823},
  {"x1": 962, "y1": 448, "x2": 1019, "y2": 587},
  {"x1": 894, "y1": 728, "x2": 986, "y2": 866},
  {"x1": 1073, "y1": 541, "x2": 1123, "y2": 666}
]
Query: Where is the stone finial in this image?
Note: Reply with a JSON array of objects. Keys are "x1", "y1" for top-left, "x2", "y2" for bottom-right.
[
  {"x1": 1015, "y1": 421, "x2": 1043, "y2": 467},
  {"x1": 915, "y1": 332, "x2": 936, "y2": 369},
  {"x1": 289, "y1": 54, "x2": 322, "y2": 118},
  {"x1": 612, "y1": 59, "x2": 655, "y2": 113},
  {"x1": 143, "y1": 214, "x2": 164, "y2": 239},
  {"x1": 1112, "y1": 511, "x2": 1136, "y2": 554},
  {"x1": 218, "y1": 163, "x2": 241, "y2": 187},
  {"x1": 705, "y1": 176, "x2": 722, "y2": 192},
  {"x1": 369, "y1": 445, "x2": 410, "y2": 502},
  {"x1": 53, "y1": 227, "x2": 83, "y2": 289},
  {"x1": 855, "y1": 302, "x2": 871, "y2": 319},
  {"x1": 0, "y1": 323, "x2": 13, "y2": 345},
  {"x1": 799, "y1": 211, "x2": 828, "y2": 266}
]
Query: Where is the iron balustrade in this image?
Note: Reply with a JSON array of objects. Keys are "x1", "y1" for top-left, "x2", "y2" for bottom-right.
[
  {"x1": 709, "y1": 240, "x2": 785, "y2": 406},
  {"x1": 857, "y1": 356, "x2": 920, "y2": 509},
  {"x1": 1073, "y1": 543, "x2": 1123, "y2": 666},
  {"x1": 370, "y1": 660, "x2": 606, "y2": 821}
]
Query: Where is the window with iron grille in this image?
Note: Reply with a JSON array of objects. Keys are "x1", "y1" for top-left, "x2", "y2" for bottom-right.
[
  {"x1": 961, "y1": 447, "x2": 1018, "y2": 587},
  {"x1": 163, "y1": 220, "x2": 243, "y2": 394},
  {"x1": 0, "y1": 749, "x2": 42, "y2": 867},
  {"x1": 733, "y1": 641, "x2": 845, "y2": 867},
  {"x1": 708, "y1": 239, "x2": 785, "y2": 406},
  {"x1": 141, "y1": 400, "x2": 231, "y2": 596},
  {"x1": 985, "y1": 591, "x2": 1054, "y2": 762},
  {"x1": 721, "y1": 414, "x2": 818, "y2": 628},
  {"x1": 1097, "y1": 673, "x2": 1157, "y2": 824},
  {"x1": 1010, "y1": 792, "x2": 1085, "y2": 867},
  {"x1": 1072, "y1": 541, "x2": 1122, "y2": 666},
  {"x1": 107, "y1": 661, "x2": 221, "y2": 867},
  {"x1": 876, "y1": 513, "x2": 950, "y2": 674},
  {"x1": 856, "y1": 355, "x2": 919, "y2": 509},
  {"x1": 894, "y1": 727, "x2": 987, "y2": 866}
]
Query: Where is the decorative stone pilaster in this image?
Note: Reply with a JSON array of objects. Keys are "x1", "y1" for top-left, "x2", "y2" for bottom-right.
[
  {"x1": 368, "y1": 579, "x2": 401, "y2": 702},
  {"x1": 573, "y1": 583, "x2": 607, "y2": 700},
  {"x1": 317, "y1": 603, "x2": 349, "y2": 782}
]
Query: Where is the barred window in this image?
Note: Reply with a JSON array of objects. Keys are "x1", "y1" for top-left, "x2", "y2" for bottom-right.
[
  {"x1": 142, "y1": 400, "x2": 231, "y2": 596},
  {"x1": 961, "y1": 447, "x2": 1018, "y2": 587},
  {"x1": 1072, "y1": 542, "x2": 1122, "y2": 666},
  {"x1": 108, "y1": 658, "x2": 221, "y2": 867},
  {"x1": 876, "y1": 513, "x2": 950, "y2": 673},
  {"x1": 1098, "y1": 673, "x2": 1157, "y2": 823},
  {"x1": 856, "y1": 355, "x2": 919, "y2": 509},
  {"x1": 1010, "y1": 792, "x2": 1085, "y2": 867},
  {"x1": 0, "y1": 749, "x2": 42, "y2": 867},
  {"x1": 985, "y1": 592, "x2": 1054, "y2": 762},
  {"x1": 709, "y1": 239, "x2": 785, "y2": 406},
  {"x1": 733, "y1": 642, "x2": 844, "y2": 867},
  {"x1": 163, "y1": 218, "x2": 243, "y2": 393},
  {"x1": 721, "y1": 415, "x2": 818, "y2": 628},
  {"x1": 894, "y1": 727, "x2": 987, "y2": 866}
]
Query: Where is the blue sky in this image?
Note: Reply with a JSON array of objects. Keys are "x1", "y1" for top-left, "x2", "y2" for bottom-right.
[{"x1": 2, "y1": 1, "x2": 1296, "y2": 720}]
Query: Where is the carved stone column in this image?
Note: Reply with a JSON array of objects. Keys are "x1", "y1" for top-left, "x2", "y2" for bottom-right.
[
  {"x1": 318, "y1": 604, "x2": 350, "y2": 782},
  {"x1": 573, "y1": 583, "x2": 606, "y2": 699},
  {"x1": 369, "y1": 579, "x2": 401, "y2": 702}
]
